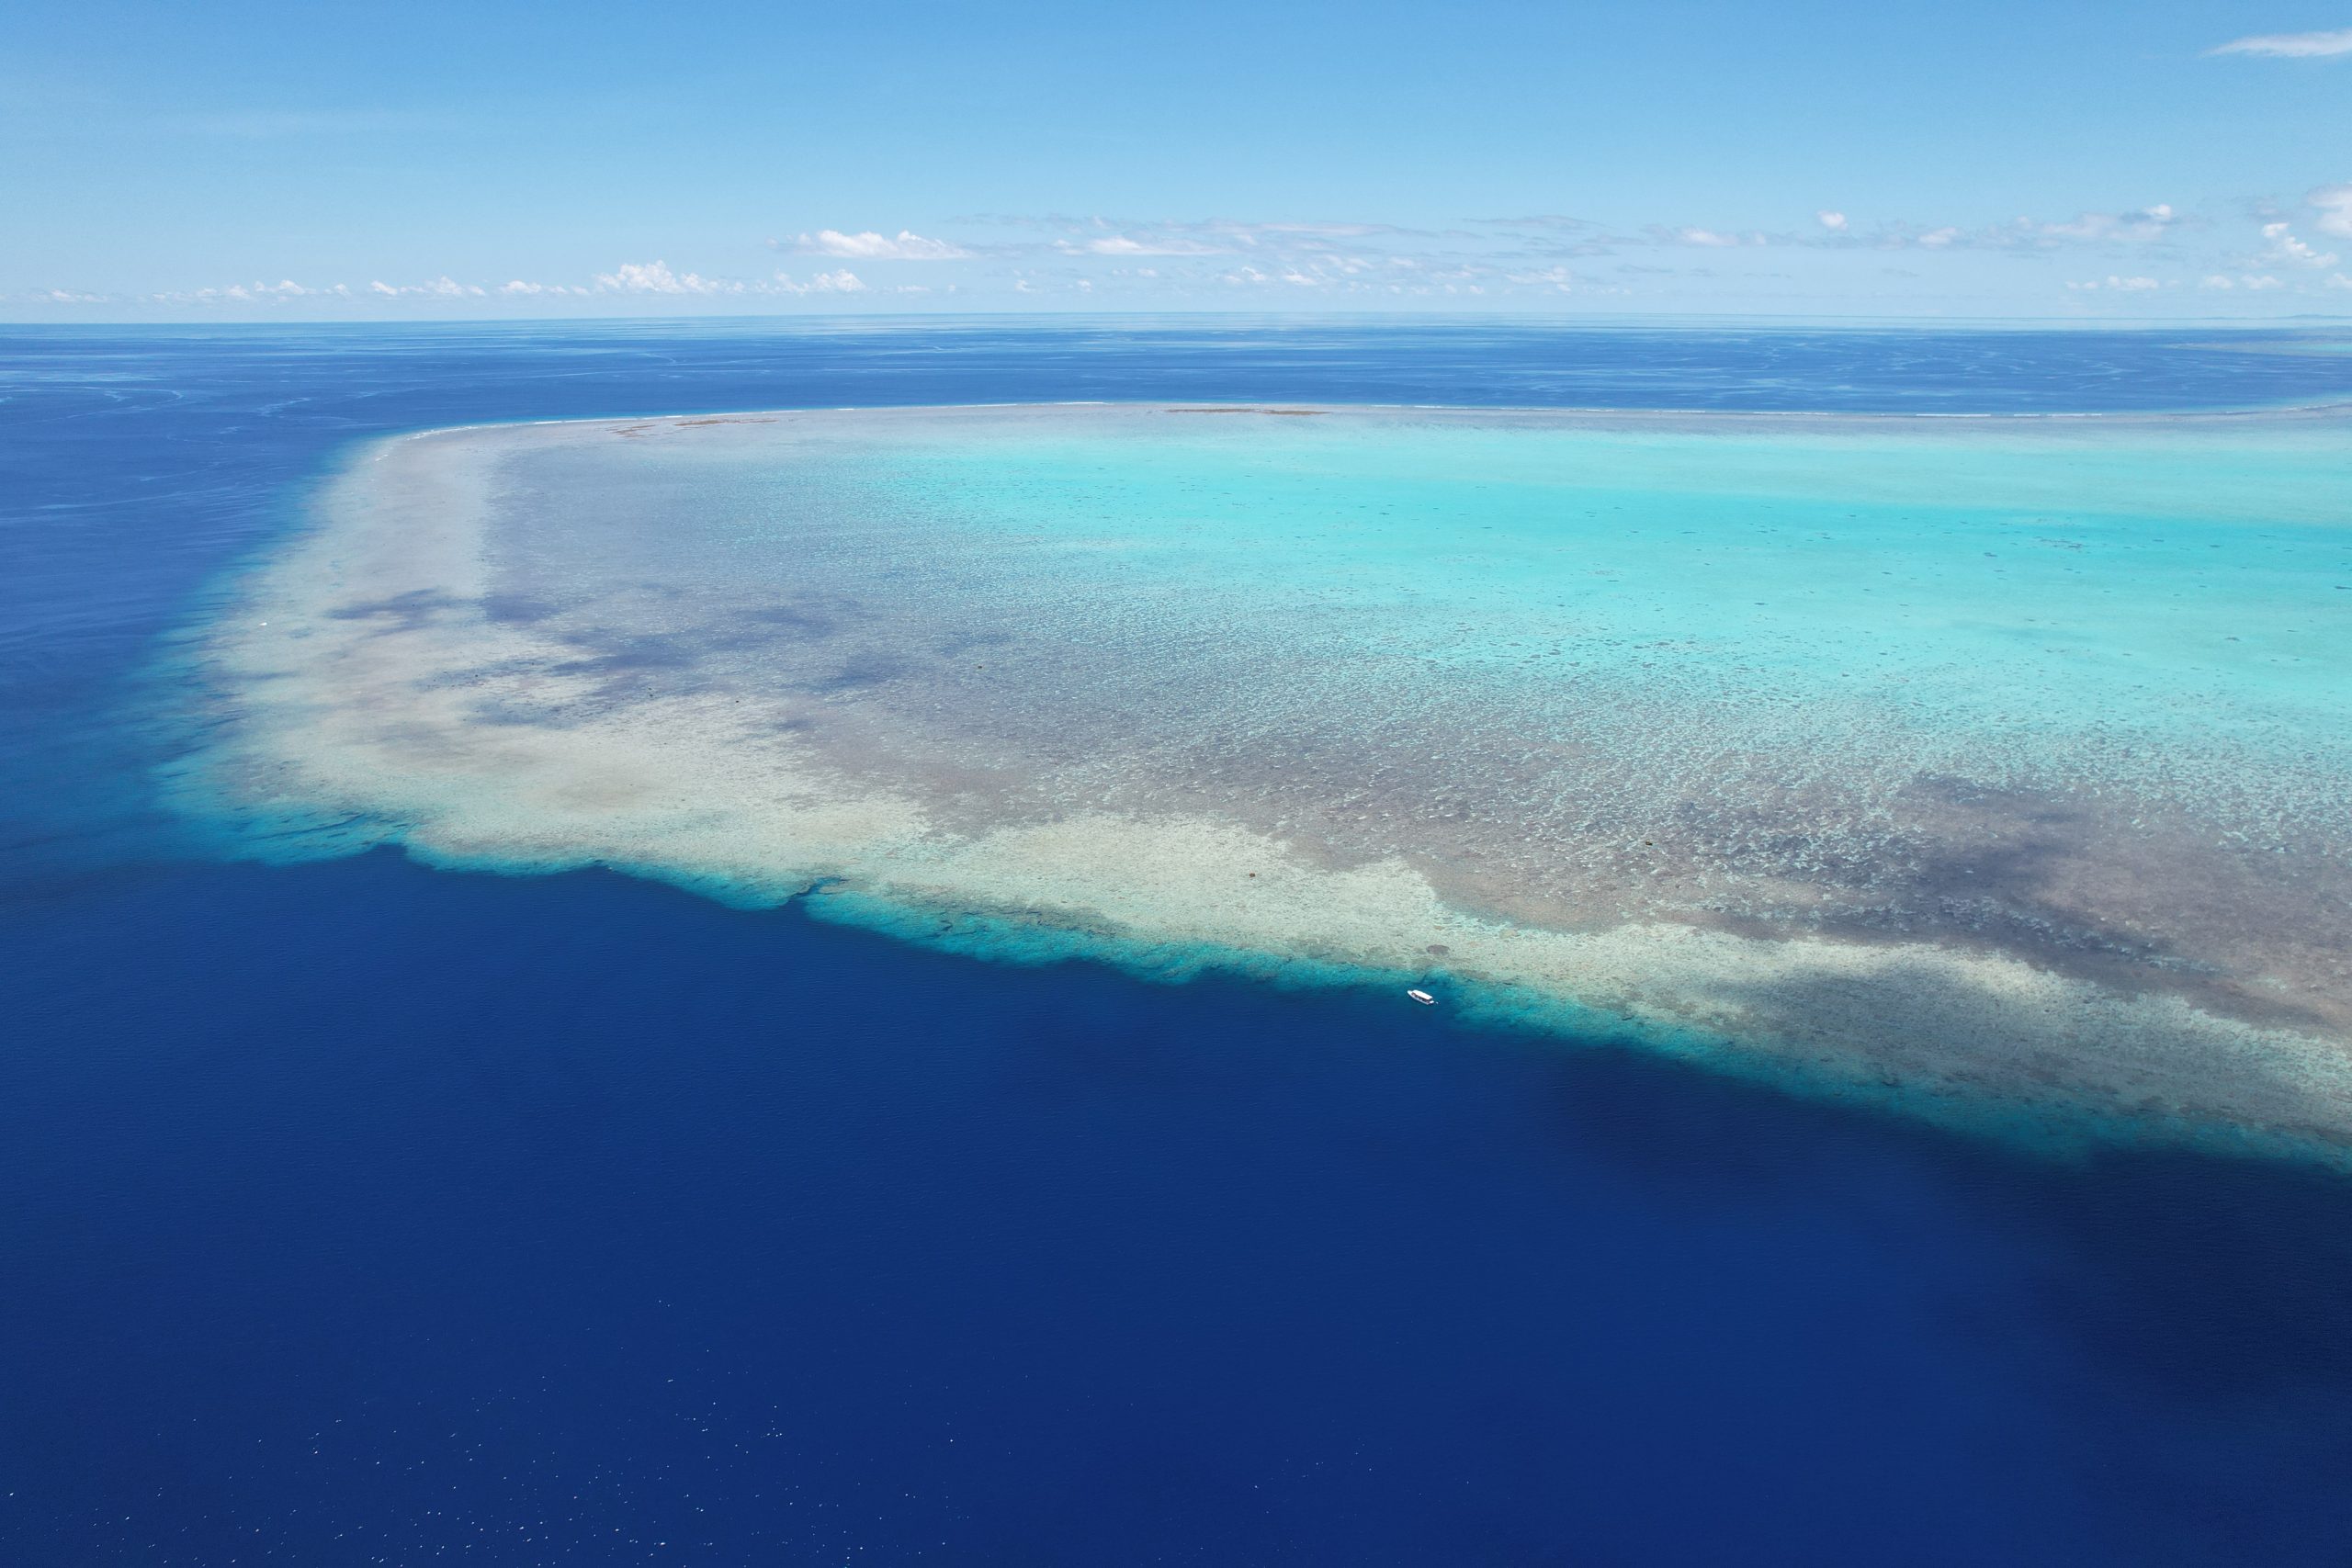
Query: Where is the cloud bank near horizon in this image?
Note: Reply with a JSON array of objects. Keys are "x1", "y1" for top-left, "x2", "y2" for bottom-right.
[
  {"x1": 776, "y1": 230, "x2": 971, "y2": 261},
  {"x1": 17, "y1": 190, "x2": 2352, "y2": 319}
]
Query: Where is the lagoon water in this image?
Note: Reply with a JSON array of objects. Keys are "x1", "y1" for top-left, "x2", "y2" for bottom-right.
[{"x1": 7, "y1": 321, "x2": 2352, "y2": 1563}]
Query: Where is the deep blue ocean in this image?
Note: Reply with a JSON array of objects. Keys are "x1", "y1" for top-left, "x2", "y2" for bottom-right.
[{"x1": 6, "y1": 320, "x2": 2352, "y2": 1565}]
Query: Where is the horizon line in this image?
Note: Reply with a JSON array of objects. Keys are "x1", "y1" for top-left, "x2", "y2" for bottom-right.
[{"x1": 6, "y1": 308, "x2": 2352, "y2": 333}]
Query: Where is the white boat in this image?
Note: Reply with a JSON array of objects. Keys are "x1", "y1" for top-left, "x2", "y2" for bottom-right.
[{"x1": 1407, "y1": 988, "x2": 1435, "y2": 1005}]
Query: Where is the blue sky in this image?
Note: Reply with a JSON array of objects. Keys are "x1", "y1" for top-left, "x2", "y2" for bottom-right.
[{"x1": 6, "y1": 1, "x2": 2351, "y2": 320}]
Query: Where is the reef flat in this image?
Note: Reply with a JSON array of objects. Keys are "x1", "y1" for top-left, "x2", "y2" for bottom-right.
[{"x1": 169, "y1": 403, "x2": 2352, "y2": 1153}]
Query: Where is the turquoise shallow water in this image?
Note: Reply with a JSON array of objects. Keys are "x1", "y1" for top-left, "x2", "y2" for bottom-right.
[
  {"x1": 766, "y1": 411, "x2": 2349, "y2": 754},
  {"x1": 497, "y1": 410, "x2": 2352, "y2": 766}
]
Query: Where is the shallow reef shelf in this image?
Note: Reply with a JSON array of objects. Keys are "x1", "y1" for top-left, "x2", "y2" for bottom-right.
[{"x1": 164, "y1": 402, "x2": 2352, "y2": 1156}]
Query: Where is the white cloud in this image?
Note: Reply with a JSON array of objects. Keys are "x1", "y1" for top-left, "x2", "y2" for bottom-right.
[
  {"x1": 2312, "y1": 184, "x2": 2352, "y2": 239},
  {"x1": 2243, "y1": 274, "x2": 2284, "y2": 289},
  {"x1": 2065, "y1": 275, "x2": 2162, "y2": 291},
  {"x1": 1503, "y1": 265, "x2": 1575, "y2": 290},
  {"x1": 136, "y1": 279, "x2": 362, "y2": 305},
  {"x1": 1664, "y1": 226, "x2": 1759, "y2": 246},
  {"x1": 2033, "y1": 204, "x2": 2180, "y2": 243},
  {"x1": 771, "y1": 268, "x2": 867, "y2": 295},
  {"x1": 2208, "y1": 27, "x2": 2352, "y2": 57},
  {"x1": 2330, "y1": 273, "x2": 2352, "y2": 289},
  {"x1": 1816, "y1": 206, "x2": 2187, "y2": 253},
  {"x1": 1068, "y1": 234, "x2": 1227, "y2": 256},
  {"x1": 594, "y1": 260, "x2": 740, "y2": 295},
  {"x1": 1010, "y1": 216, "x2": 1425, "y2": 263},
  {"x1": 787, "y1": 229, "x2": 968, "y2": 260},
  {"x1": 2259, "y1": 220, "x2": 2339, "y2": 266},
  {"x1": 368, "y1": 276, "x2": 487, "y2": 299},
  {"x1": 1631, "y1": 205, "x2": 2180, "y2": 254}
]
